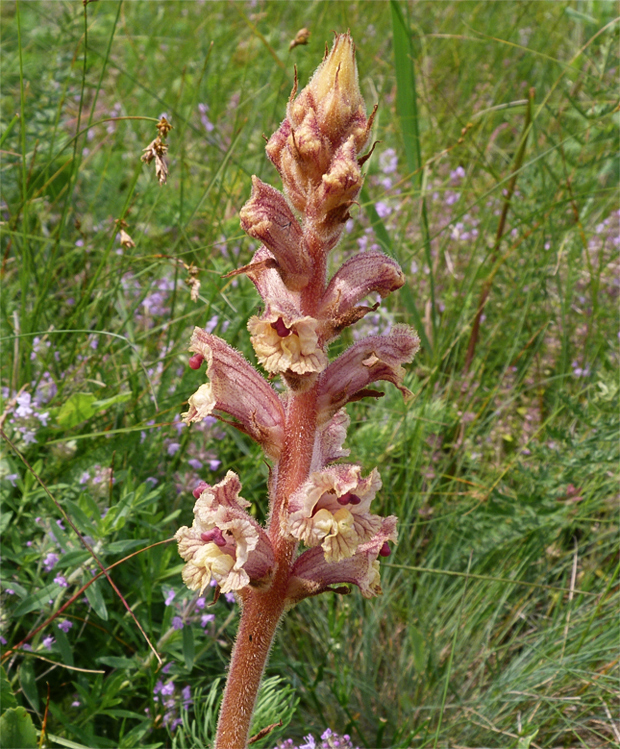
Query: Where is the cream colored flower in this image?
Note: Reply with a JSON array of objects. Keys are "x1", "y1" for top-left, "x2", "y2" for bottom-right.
[
  {"x1": 286, "y1": 465, "x2": 383, "y2": 562},
  {"x1": 248, "y1": 312, "x2": 327, "y2": 375},
  {"x1": 175, "y1": 472, "x2": 275, "y2": 595}
]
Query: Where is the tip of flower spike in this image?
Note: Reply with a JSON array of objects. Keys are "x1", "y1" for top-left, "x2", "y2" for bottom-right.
[{"x1": 188, "y1": 353, "x2": 205, "y2": 370}]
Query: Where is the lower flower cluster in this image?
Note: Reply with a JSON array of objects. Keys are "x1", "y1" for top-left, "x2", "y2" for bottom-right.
[{"x1": 175, "y1": 462, "x2": 398, "y2": 605}]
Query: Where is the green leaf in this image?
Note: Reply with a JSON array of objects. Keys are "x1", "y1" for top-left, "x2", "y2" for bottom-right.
[
  {"x1": 18, "y1": 660, "x2": 38, "y2": 713},
  {"x1": 390, "y1": 0, "x2": 421, "y2": 177},
  {"x1": 54, "y1": 625, "x2": 74, "y2": 667},
  {"x1": 517, "y1": 728, "x2": 540, "y2": 748},
  {"x1": 84, "y1": 579, "x2": 108, "y2": 621},
  {"x1": 182, "y1": 625, "x2": 195, "y2": 671},
  {"x1": 44, "y1": 733, "x2": 96, "y2": 749},
  {"x1": 13, "y1": 583, "x2": 61, "y2": 617},
  {"x1": 55, "y1": 391, "x2": 132, "y2": 429},
  {"x1": 0, "y1": 706, "x2": 38, "y2": 749},
  {"x1": 0, "y1": 665, "x2": 18, "y2": 711},
  {"x1": 0, "y1": 511, "x2": 13, "y2": 535},
  {"x1": 63, "y1": 500, "x2": 98, "y2": 536},
  {"x1": 91, "y1": 391, "x2": 132, "y2": 411},
  {"x1": 96, "y1": 656, "x2": 135, "y2": 669},
  {"x1": 58, "y1": 550, "x2": 90, "y2": 568},
  {"x1": 106, "y1": 538, "x2": 143, "y2": 554},
  {"x1": 56, "y1": 393, "x2": 98, "y2": 428},
  {"x1": 409, "y1": 624, "x2": 427, "y2": 672}
]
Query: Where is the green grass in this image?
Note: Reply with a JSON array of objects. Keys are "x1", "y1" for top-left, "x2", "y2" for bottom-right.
[{"x1": 1, "y1": 1, "x2": 618, "y2": 747}]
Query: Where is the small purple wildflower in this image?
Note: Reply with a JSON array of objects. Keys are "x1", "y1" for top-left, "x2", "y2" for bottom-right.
[
  {"x1": 43, "y1": 635, "x2": 55, "y2": 649},
  {"x1": 198, "y1": 103, "x2": 215, "y2": 132},
  {"x1": 200, "y1": 613, "x2": 215, "y2": 627},
  {"x1": 15, "y1": 393, "x2": 33, "y2": 418},
  {"x1": 54, "y1": 575, "x2": 69, "y2": 588},
  {"x1": 450, "y1": 165, "x2": 466, "y2": 183},
  {"x1": 164, "y1": 589, "x2": 176, "y2": 606},
  {"x1": 181, "y1": 685, "x2": 192, "y2": 707},
  {"x1": 205, "y1": 315, "x2": 219, "y2": 334},
  {"x1": 171, "y1": 616, "x2": 184, "y2": 630},
  {"x1": 161, "y1": 680, "x2": 175, "y2": 697},
  {"x1": 58, "y1": 620, "x2": 73, "y2": 633},
  {"x1": 167, "y1": 442, "x2": 181, "y2": 456},
  {"x1": 375, "y1": 201, "x2": 392, "y2": 219},
  {"x1": 43, "y1": 553, "x2": 59, "y2": 572}
]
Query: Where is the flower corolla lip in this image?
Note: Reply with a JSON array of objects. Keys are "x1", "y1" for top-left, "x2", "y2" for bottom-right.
[
  {"x1": 175, "y1": 472, "x2": 275, "y2": 595},
  {"x1": 285, "y1": 515, "x2": 398, "y2": 604},
  {"x1": 286, "y1": 464, "x2": 383, "y2": 562},
  {"x1": 182, "y1": 328, "x2": 285, "y2": 459}
]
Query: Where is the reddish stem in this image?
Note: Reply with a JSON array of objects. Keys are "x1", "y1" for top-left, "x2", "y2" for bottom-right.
[{"x1": 214, "y1": 388, "x2": 318, "y2": 748}]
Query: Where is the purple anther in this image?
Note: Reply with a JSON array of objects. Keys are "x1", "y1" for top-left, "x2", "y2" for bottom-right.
[
  {"x1": 378, "y1": 542, "x2": 391, "y2": 557},
  {"x1": 201, "y1": 528, "x2": 226, "y2": 547},
  {"x1": 188, "y1": 353, "x2": 205, "y2": 370},
  {"x1": 337, "y1": 492, "x2": 362, "y2": 506},
  {"x1": 270, "y1": 318, "x2": 291, "y2": 337},
  {"x1": 193, "y1": 481, "x2": 208, "y2": 499}
]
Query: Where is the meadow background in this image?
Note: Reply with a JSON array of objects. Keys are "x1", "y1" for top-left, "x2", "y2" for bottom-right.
[{"x1": 1, "y1": 1, "x2": 618, "y2": 747}]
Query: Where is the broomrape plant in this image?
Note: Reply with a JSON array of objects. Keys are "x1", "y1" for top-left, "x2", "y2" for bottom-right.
[{"x1": 176, "y1": 33, "x2": 420, "y2": 748}]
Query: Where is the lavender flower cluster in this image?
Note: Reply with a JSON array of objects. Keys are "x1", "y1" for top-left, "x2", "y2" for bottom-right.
[
  {"x1": 149, "y1": 663, "x2": 193, "y2": 731},
  {"x1": 274, "y1": 728, "x2": 359, "y2": 749}
]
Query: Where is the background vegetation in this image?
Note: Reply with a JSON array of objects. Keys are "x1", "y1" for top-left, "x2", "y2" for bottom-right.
[{"x1": 1, "y1": 1, "x2": 618, "y2": 747}]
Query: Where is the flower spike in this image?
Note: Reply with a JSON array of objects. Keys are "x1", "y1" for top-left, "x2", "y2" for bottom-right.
[{"x1": 176, "y1": 34, "x2": 421, "y2": 749}]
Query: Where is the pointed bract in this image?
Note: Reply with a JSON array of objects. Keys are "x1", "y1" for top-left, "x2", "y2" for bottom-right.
[
  {"x1": 182, "y1": 328, "x2": 285, "y2": 459},
  {"x1": 286, "y1": 515, "x2": 398, "y2": 604},
  {"x1": 319, "y1": 250, "x2": 405, "y2": 340},
  {"x1": 316, "y1": 324, "x2": 421, "y2": 422},
  {"x1": 239, "y1": 177, "x2": 312, "y2": 290}
]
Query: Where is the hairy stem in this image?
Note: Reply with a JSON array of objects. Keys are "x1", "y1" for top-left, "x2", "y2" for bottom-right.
[{"x1": 215, "y1": 388, "x2": 318, "y2": 747}]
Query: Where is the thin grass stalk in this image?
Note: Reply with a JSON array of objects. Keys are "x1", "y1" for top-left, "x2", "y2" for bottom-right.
[{"x1": 464, "y1": 88, "x2": 534, "y2": 372}]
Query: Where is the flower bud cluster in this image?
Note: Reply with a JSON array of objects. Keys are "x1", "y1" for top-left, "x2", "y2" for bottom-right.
[{"x1": 176, "y1": 33, "x2": 420, "y2": 609}]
